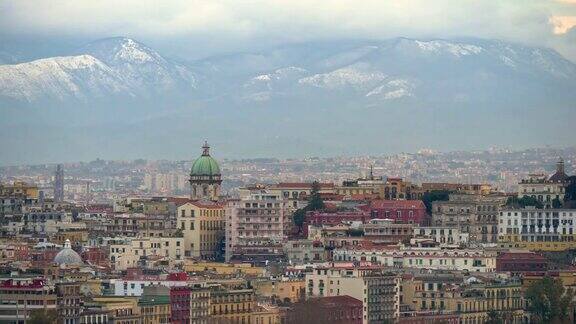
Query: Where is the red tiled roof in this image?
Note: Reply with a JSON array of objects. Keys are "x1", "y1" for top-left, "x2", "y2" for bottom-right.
[
  {"x1": 349, "y1": 193, "x2": 380, "y2": 200},
  {"x1": 167, "y1": 197, "x2": 191, "y2": 206},
  {"x1": 370, "y1": 200, "x2": 425, "y2": 209},
  {"x1": 315, "y1": 295, "x2": 362, "y2": 307},
  {"x1": 498, "y1": 252, "x2": 546, "y2": 261},
  {"x1": 275, "y1": 182, "x2": 335, "y2": 189},
  {"x1": 171, "y1": 198, "x2": 224, "y2": 209}
]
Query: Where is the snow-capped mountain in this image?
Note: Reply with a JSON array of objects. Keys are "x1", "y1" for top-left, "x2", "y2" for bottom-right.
[
  {"x1": 224, "y1": 38, "x2": 576, "y2": 103},
  {"x1": 0, "y1": 55, "x2": 130, "y2": 101},
  {"x1": 77, "y1": 37, "x2": 196, "y2": 93},
  {"x1": 0, "y1": 37, "x2": 196, "y2": 102},
  {"x1": 1, "y1": 37, "x2": 575, "y2": 164},
  {"x1": 1, "y1": 37, "x2": 575, "y2": 104}
]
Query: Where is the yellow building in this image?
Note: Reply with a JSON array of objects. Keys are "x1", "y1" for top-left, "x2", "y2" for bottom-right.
[
  {"x1": 251, "y1": 305, "x2": 284, "y2": 324},
  {"x1": 81, "y1": 279, "x2": 103, "y2": 296},
  {"x1": 409, "y1": 278, "x2": 524, "y2": 324},
  {"x1": 0, "y1": 181, "x2": 39, "y2": 199},
  {"x1": 253, "y1": 280, "x2": 305, "y2": 303},
  {"x1": 523, "y1": 271, "x2": 576, "y2": 289},
  {"x1": 91, "y1": 296, "x2": 142, "y2": 324},
  {"x1": 210, "y1": 288, "x2": 256, "y2": 323},
  {"x1": 177, "y1": 201, "x2": 225, "y2": 259},
  {"x1": 184, "y1": 261, "x2": 266, "y2": 277},
  {"x1": 139, "y1": 295, "x2": 171, "y2": 324},
  {"x1": 52, "y1": 229, "x2": 89, "y2": 245},
  {"x1": 335, "y1": 175, "x2": 423, "y2": 200},
  {"x1": 498, "y1": 239, "x2": 576, "y2": 251}
]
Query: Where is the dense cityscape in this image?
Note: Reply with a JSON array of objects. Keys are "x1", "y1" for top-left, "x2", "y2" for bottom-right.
[
  {"x1": 2, "y1": 1, "x2": 576, "y2": 324},
  {"x1": 0, "y1": 143, "x2": 575, "y2": 323}
]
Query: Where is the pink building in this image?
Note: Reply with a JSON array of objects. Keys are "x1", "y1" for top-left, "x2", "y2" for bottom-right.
[{"x1": 364, "y1": 200, "x2": 428, "y2": 225}]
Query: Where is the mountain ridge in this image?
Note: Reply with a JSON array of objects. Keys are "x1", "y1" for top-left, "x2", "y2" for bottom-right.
[{"x1": 0, "y1": 36, "x2": 575, "y2": 165}]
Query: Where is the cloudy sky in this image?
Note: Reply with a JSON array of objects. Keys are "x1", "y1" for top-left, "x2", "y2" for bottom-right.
[{"x1": 1, "y1": 0, "x2": 576, "y2": 61}]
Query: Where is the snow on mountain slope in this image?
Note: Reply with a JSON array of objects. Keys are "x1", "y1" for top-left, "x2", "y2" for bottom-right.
[
  {"x1": 411, "y1": 39, "x2": 484, "y2": 57},
  {"x1": 245, "y1": 67, "x2": 308, "y2": 89},
  {"x1": 77, "y1": 37, "x2": 196, "y2": 92},
  {"x1": 79, "y1": 37, "x2": 166, "y2": 66},
  {"x1": 366, "y1": 79, "x2": 415, "y2": 100},
  {"x1": 298, "y1": 65, "x2": 387, "y2": 91},
  {"x1": 0, "y1": 37, "x2": 197, "y2": 102},
  {"x1": 0, "y1": 55, "x2": 129, "y2": 101},
  {"x1": 231, "y1": 38, "x2": 576, "y2": 103}
]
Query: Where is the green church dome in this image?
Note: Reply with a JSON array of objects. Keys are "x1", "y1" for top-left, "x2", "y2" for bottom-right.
[{"x1": 190, "y1": 142, "x2": 221, "y2": 177}]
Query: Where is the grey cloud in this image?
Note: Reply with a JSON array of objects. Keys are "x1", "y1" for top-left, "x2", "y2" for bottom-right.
[{"x1": 0, "y1": 0, "x2": 575, "y2": 61}]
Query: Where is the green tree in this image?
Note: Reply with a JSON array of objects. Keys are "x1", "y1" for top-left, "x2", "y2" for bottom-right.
[
  {"x1": 564, "y1": 176, "x2": 576, "y2": 207},
  {"x1": 525, "y1": 276, "x2": 574, "y2": 323},
  {"x1": 485, "y1": 309, "x2": 503, "y2": 324},
  {"x1": 292, "y1": 208, "x2": 307, "y2": 228},
  {"x1": 506, "y1": 196, "x2": 544, "y2": 209},
  {"x1": 422, "y1": 190, "x2": 451, "y2": 214},
  {"x1": 28, "y1": 309, "x2": 58, "y2": 324},
  {"x1": 308, "y1": 181, "x2": 325, "y2": 211},
  {"x1": 552, "y1": 197, "x2": 563, "y2": 209},
  {"x1": 291, "y1": 181, "x2": 325, "y2": 234},
  {"x1": 345, "y1": 228, "x2": 364, "y2": 237}
]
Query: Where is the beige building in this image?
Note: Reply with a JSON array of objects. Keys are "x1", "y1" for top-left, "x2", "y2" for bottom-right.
[
  {"x1": 251, "y1": 304, "x2": 284, "y2": 324},
  {"x1": 109, "y1": 236, "x2": 184, "y2": 270},
  {"x1": 253, "y1": 279, "x2": 306, "y2": 303},
  {"x1": 335, "y1": 172, "x2": 423, "y2": 200},
  {"x1": 411, "y1": 278, "x2": 524, "y2": 324},
  {"x1": 177, "y1": 201, "x2": 225, "y2": 259},
  {"x1": 139, "y1": 286, "x2": 171, "y2": 324},
  {"x1": 91, "y1": 297, "x2": 142, "y2": 324},
  {"x1": 432, "y1": 193, "x2": 507, "y2": 243},
  {"x1": 190, "y1": 287, "x2": 211, "y2": 324},
  {"x1": 209, "y1": 288, "x2": 256, "y2": 323},
  {"x1": 184, "y1": 261, "x2": 266, "y2": 276},
  {"x1": 422, "y1": 183, "x2": 494, "y2": 195},
  {"x1": 305, "y1": 266, "x2": 398, "y2": 324}
]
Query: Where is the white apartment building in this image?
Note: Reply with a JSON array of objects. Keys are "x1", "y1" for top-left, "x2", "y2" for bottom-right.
[
  {"x1": 499, "y1": 208, "x2": 576, "y2": 237},
  {"x1": 109, "y1": 278, "x2": 191, "y2": 296},
  {"x1": 412, "y1": 226, "x2": 469, "y2": 246},
  {"x1": 332, "y1": 247, "x2": 497, "y2": 272},
  {"x1": 225, "y1": 190, "x2": 288, "y2": 262}
]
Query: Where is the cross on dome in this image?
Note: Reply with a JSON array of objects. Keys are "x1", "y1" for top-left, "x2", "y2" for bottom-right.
[{"x1": 202, "y1": 141, "x2": 210, "y2": 156}]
